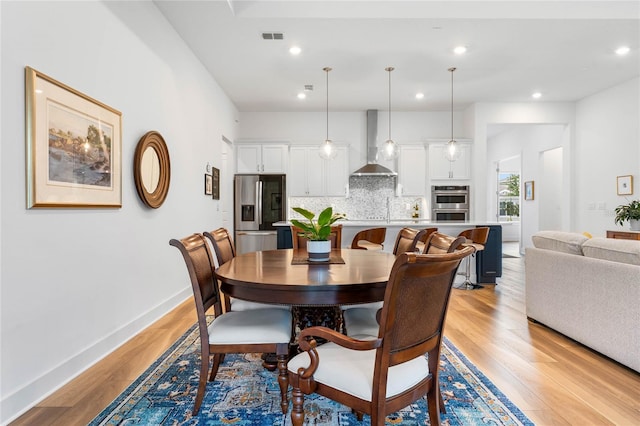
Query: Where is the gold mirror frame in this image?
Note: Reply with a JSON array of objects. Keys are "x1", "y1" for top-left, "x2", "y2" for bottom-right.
[{"x1": 134, "y1": 131, "x2": 170, "y2": 208}]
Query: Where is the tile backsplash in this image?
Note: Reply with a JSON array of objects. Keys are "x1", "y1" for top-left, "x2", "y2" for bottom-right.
[{"x1": 288, "y1": 176, "x2": 427, "y2": 221}]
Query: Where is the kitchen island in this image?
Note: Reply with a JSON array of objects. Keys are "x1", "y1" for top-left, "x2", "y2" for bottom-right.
[{"x1": 274, "y1": 220, "x2": 504, "y2": 284}]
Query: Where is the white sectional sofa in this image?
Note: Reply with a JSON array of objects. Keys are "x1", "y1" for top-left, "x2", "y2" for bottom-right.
[{"x1": 525, "y1": 231, "x2": 640, "y2": 372}]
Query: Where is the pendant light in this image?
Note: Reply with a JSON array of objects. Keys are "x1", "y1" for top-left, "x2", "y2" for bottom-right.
[
  {"x1": 318, "y1": 67, "x2": 337, "y2": 160},
  {"x1": 381, "y1": 66, "x2": 398, "y2": 161},
  {"x1": 444, "y1": 67, "x2": 461, "y2": 163}
]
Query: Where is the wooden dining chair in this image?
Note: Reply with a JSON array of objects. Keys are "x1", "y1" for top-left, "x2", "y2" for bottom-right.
[
  {"x1": 288, "y1": 247, "x2": 475, "y2": 426},
  {"x1": 392, "y1": 227, "x2": 425, "y2": 255},
  {"x1": 415, "y1": 227, "x2": 438, "y2": 253},
  {"x1": 350, "y1": 227, "x2": 386, "y2": 250},
  {"x1": 169, "y1": 233, "x2": 292, "y2": 415},
  {"x1": 204, "y1": 227, "x2": 289, "y2": 312},
  {"x1": 423, "y1": 232, "x2": 467, "y2": 254},
  {"x1": 291, "y1": 224, "x2": 342, "y2": 249}
]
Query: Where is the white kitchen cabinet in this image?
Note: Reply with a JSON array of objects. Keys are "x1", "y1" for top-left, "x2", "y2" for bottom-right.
[
  {"x1": 325, "y1": 146, "x2": 349, "y2": 196},
  {"x1": 428, "y1": 142, "x2": 471, "y2": 180},
  {"x1": 397, "y1": 145, "x2": 426, "y2": 196},
  {"x1": 236, "y1": 143, "x2": 289, "y2": 174},
  {"x1": 289, "y1": 145, "x2": 349, "y2": 196}
]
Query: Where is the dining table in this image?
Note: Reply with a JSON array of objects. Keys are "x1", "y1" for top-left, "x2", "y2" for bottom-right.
[{"x1": 214, "y1": 248, "x2": 398, "y2": 307}]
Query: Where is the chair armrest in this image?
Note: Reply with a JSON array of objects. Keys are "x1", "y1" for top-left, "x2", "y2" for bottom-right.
[{"x1": 299, "y1": 326, "x2": 382, "y2": 352}]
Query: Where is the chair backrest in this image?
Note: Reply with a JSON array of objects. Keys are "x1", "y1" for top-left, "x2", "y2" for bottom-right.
[
  {"x1": 418, "y1": 227, "x2": 438, "y2": 244},
  {"x1": 375, "y1": 247, "x2": 474, "y2": 371},
  {"x1": 291, "y1": 224, "x2": 342, "y2": 249},
  {"x1": 458, "y1": 227, "x2": 490, "y2": 246},
  {"x1": 350, "y1": 227, "x2": 386, "y2": 249},
  {"x1": 169, "y1": 234, "x2": 223, "y2": 327},
  {"x1": 392, "y1": 227, "x2": 423, "y2": 255},
  {"x1": 203, "y1": 227, "x2": 236, "y2": 267},
  {"x1": 423, "y1": 232, "x2": 466, "y2": 254}
]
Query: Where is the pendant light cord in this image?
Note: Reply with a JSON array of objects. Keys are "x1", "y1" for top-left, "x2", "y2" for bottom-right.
[
  {"x1": 324, "y1": 67, "x2": 331, "y2": 141},
  {"x1": 386, "y1": 67, "x2": 394, "y2": 141},
  {"x1": 449, "y1": 67, "x2": 456, "y2": 142}
]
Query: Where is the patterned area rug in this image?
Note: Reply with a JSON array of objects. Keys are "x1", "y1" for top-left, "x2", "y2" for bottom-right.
[{"x1": 90, "y1": 322, "x2": 534, "y2": 425}]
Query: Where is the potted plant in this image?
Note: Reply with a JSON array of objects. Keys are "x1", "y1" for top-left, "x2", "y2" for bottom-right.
[
  {"x1": 291, "y1": 206, "x2": 346, "y2": 261},
  {"x1": 614, "y1": 199, "x2": 640, "y2": 231}
]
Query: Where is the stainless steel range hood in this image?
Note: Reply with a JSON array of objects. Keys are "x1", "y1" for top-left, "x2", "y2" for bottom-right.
[{"x1": 351, "y1": 110, "x2": 397, "y2": 176}]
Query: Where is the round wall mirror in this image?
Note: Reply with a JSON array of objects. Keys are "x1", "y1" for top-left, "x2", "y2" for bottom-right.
[{"x1": 134, "y1": 131, "x2": 170, "y2": 208}]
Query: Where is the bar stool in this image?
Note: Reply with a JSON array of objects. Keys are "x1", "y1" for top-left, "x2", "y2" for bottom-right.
[
  {"x1": 350, "y1": 227, "x2": 386, "y2": 251},
  {"x1": 456, "y1": 227, "x2": 490, "y2": 290}
]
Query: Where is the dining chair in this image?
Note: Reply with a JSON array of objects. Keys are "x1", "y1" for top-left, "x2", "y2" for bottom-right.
[
  {"x1": 350, "y1": 227, "x2": 386, "y2": 251},
  {"x1": 288, "y1": 247, "x2": 475, "y2": 426},
  {"x1": 342, "y1": 227, "x2": 434, "y2": 319},
  {"x1": 343, "y1": 231, "x2": 466, "y2": 339},
  {"x1": 204, "y1": 227, "x2": 289, "y2": 311},
  {"x1": 169, "y1": 233, "x2": 292, "y2": 415},
  {"x1": 423, "y1": 231, "x2": 467, "y2": 254},
  {"x1": 291, "y1": 224, "x2": 342, "y2": 249},
  {"x1": 455, "y1": 227, "x2": 490, "y2": 290},
  {"x1": 415, "y1": 227, "x2": 438, "y2": 253}
]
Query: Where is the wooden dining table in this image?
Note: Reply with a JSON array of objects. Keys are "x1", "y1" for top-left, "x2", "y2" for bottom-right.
[{"x1": 214, "y1": 248, "x2": 398, "y2": 307}]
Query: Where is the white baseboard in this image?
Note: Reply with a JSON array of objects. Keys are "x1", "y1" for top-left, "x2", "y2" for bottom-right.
[{"x1": 0, "y1": 288, "x2": 191, "y2": 425}]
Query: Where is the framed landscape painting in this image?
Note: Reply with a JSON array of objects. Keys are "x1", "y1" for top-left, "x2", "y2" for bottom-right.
[{"x1": 25, "y1": 66, "x2": 122, "y2": 208}]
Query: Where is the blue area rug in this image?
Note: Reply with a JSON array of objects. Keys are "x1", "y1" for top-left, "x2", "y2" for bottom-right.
[{"x1": 90, "y1": 322, "x2": 534, "y2": 425}]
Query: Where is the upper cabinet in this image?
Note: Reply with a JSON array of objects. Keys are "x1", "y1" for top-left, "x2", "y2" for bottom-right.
[
  {"x1": 397, "y1": 145, "x2": 426, "y2": 196},
  {"x1": 428, "y1": 141, "x2": 471, "y2": 180},
  {"x1": 289, "y1": 145, "x2": 349, "y2": 196},
  {"x1": 236, "y1": 143, "x2": 289, "y2": 174}
]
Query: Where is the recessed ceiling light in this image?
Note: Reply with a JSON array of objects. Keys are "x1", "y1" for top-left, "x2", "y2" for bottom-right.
[
  {"x1": 415, "y1": 93, "x2": 425, "y2": 100},
  {"x1": 453, "y1": 46, "x2": 467, "y2": 55},
  {"x1": 297, "y1": 92, "x2": 306, "y2": 99},
  {"x1": 532, "y1": 92, "x2": 542, "y2": 99},
  {"x1": 615, "y1": 46, "x2": 630, "y2": 55},
  {"x1": 289, "y1": 46, "x2": 301, "y2": 55}
]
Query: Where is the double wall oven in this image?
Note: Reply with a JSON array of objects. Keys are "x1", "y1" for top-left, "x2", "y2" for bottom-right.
[{"x1": 431, "y1": 185, "x2": 469, "y2": 221}]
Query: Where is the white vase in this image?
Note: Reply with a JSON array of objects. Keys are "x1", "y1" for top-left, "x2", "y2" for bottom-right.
[
  {"x1": 630, "y1": 219, "x2": 640, "y2": 231},
  {"x1": 307, "y1": 240, "x2": 331, "y2": 262}
]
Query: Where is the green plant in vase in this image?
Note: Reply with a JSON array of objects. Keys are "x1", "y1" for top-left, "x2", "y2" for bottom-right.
[
  {"x1": 614, "y1": 199, "x2": 640, "y2": 231},
  {"x1": 291, "y1": 206, "x2": 346, "y2": 241}
]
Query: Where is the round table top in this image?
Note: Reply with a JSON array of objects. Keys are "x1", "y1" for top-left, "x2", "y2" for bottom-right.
[{"x1": 215, "y1": 248, "x2": 397, "y2": 306}]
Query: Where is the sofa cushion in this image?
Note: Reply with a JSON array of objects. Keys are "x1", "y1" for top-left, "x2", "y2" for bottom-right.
[
  {"x1": 582, "y1": 237, "x2": 640, "y2": 266},
  {"x1": 531, "y1": 231, "x2": 589, "y2": 255}
]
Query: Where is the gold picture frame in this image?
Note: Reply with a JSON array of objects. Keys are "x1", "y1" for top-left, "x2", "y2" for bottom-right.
[
  {"x1": 524, "y1": 181, "x2": 535, "y2": 200},
  {"x1": 25, "y1": 66, "x2": 122, "y2": 208},
  {"x1": 617, "y1": 175, "x2": 633, "y2": 196}
]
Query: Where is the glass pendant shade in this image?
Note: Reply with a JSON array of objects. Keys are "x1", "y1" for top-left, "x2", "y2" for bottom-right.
[
  {"x1": 318, "y1": 67, "x2": 337, "y2": 160},
  {"x1": 444, "y1": 139, "x2": 461, "y2": 161},
  {"x1": 380, "y1": 66, "x2": 398, "y2": 161},
  {"x1": 319, "y1": 139, "x2": 337, "y2": 160}
]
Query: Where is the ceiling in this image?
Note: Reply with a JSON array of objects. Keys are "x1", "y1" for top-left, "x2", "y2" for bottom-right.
[{"x1": 154, "y1": 1, "x2": 639, "y2": 112}]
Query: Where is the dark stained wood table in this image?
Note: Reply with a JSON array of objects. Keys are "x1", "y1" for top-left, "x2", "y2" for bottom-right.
[{"x1": 215, "y1": 248, "x2": 397, "y2": 306}]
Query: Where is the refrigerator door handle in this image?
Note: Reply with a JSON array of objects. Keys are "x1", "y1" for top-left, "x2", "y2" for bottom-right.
[{"x1": 257, "y1": 180, "x2": 263, "y2": 226}]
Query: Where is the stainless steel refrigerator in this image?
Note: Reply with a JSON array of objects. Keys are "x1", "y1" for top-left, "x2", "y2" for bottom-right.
[{"x1": 234, "y1": 174, "x2": 286, "y2": 254}]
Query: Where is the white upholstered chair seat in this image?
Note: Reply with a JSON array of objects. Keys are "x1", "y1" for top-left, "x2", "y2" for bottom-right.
[
  {"x1": 208, "y1": 308, "x2": 292, "y2": 344},
  {"x1": 230, "y1": 298, "x2": 291, "y2": 311},
  {"x1": 287, "y1": 342, "x2": 430, "y2": 401},
  {"x1": 342, "y1": 306, "x2": 381, "y2": 339}
]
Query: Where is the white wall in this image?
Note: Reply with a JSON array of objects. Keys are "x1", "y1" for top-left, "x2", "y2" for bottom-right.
[
  {"x1": 0, "y1": 2, "x2": 237, "y2": 423},
  {"x1": 575, "y1": 77, "x2": 640, "y2": 235}
]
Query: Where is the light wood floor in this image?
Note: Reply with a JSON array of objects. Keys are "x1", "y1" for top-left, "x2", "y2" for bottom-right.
[{"x1": 11, "y1": 256, "x2": 640, "y2": 425}]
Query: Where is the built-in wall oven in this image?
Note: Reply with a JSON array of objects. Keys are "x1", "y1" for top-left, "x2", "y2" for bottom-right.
[{"x1": 431, "y1": 185, "x2": 469, "y2": 221}]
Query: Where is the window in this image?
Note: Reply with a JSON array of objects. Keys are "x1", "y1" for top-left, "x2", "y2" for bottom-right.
[{"x1": 498, "y1": 172, "x2": 520, "y2": 221}]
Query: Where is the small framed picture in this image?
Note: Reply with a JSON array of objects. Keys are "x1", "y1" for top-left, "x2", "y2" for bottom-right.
[
  {"x1": 617, "y1": 175, "x2": 633, "y2": 195},
  {"x1": 524, "y1": 181, "x2": 534, "y2": 200},
  {"x1": 212, "y1": 167, "x2": 220, "y2": 200},
  {"x1": 204, "y1": 174, "x2": 213, "y2": 195}
]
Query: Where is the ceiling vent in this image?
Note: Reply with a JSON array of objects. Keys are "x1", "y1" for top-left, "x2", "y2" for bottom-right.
[
  {"x1": 304, "y1": 84, "x2": 313, "y2": 91},
  {"x1": 262, "y1": 32, "x2": 284, "y2": 40}
]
